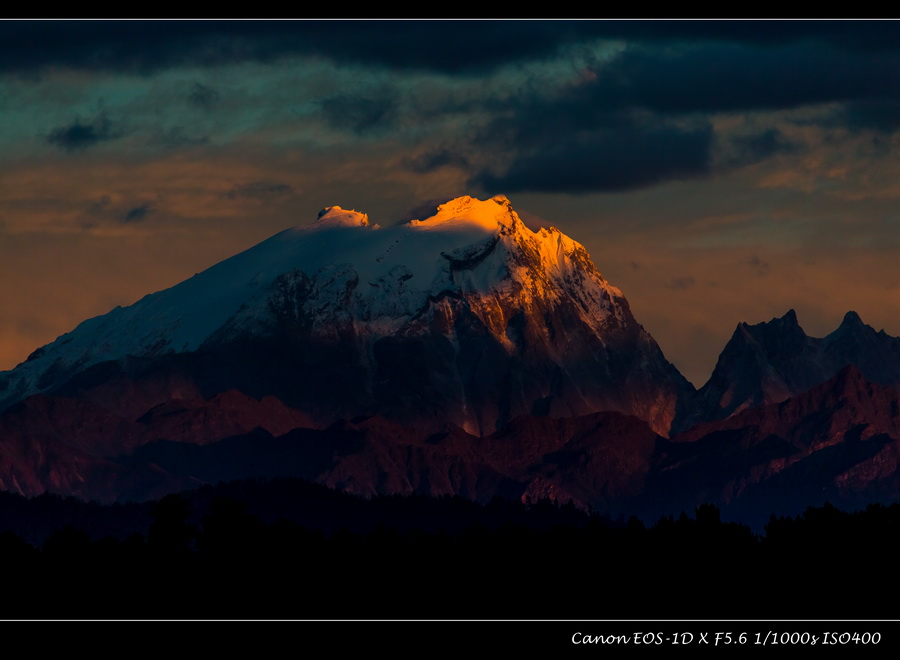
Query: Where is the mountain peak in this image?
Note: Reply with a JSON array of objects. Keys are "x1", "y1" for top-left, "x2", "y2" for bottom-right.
[
  {"x1": 409, "y1": 194, "x2": 523, "y2": 234},
  {"x1": 734, "y1": 308, "x2": 804, "y2": 342},
  {"x1": 313, "y1": 205, "x2": 370, "y2": 229},
  {"x1": 780, "y1": 308, "x2": 799, "y2": 325},
  {"x1": 825, "y1": 310, "x2": 874, "y2": 345},
  {"x1": 837, "y1": 310, "x2": 865, "y2": 331},
  {"x1": 0, "y1": 194, "x2": 689, "y2": 437}
]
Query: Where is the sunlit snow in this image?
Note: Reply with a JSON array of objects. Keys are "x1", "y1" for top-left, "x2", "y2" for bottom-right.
[{"x1": 0, "y1": 195, "x2": 626, "y2": 405}]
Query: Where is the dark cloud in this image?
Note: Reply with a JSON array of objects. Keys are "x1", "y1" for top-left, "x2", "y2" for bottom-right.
[
  {"x1": 833, "y1": 99, "x2": 900, "y2": 133},
  {"x1": 718, "y1": 128, "x2": 798, "y2": 169},
  {"x1": 454, "y1": 39, "x2": 900, "y2": 161},
  {"x1": 19, "y1": 19, "x2": 900, "y2": 202},
  {"x1": 46, "y1": 113, "x2": 120, "y2": 152},
  {"x1": 0, "y1": 21, "x2": 283, "y2": 75},
  {"x1": 731, "y1": 129, "x2": 796, "y2": 160},
  {"x1": 402, "y1": 148, "x2": 470, "y2": 174},
  {"x1": 5, "y1": 20, "x2": 900, "y2": 77},
  {"x1": 226, "y1": 181, "x2": 294, "y2": 201},
  {"x1": 319, "y1": 91, "x2": 399, "y2": 134},
  {"x1": 121, "y1": 203, "x2": 153, "y2": 223},
  {"x1": 565, "y1": 20, "x2": 900, "y2": 52},
  {"x1": 457, "y1": 29, "x2": 900, "y2": 195},
  {"x1": 471, "y1": 122, "x2": 713, "y2": 194},
  {"x1": 187, "y1": 82, "x2": 220, "y2": 110},
  {"x1": 563, "y1": 43, "x2": 900, "y2": 118},
  {"x1": 0, "y1": 20, "x2": 602, "y2": 76}
]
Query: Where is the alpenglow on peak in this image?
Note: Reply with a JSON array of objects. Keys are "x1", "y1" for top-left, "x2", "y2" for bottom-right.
[{"x1": 0, "y1": 195, "x2": 691, "y2": 436}]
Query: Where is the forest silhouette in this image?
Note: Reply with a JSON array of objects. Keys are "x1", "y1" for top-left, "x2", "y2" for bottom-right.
[{"x1": 0, "y1": 478, "x2": 895, "y2": 620}]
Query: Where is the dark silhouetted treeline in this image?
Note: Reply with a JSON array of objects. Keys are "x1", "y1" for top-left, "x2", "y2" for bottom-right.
[{"x1": 0, "y1": 479, "x2": 897, "y2": 620}]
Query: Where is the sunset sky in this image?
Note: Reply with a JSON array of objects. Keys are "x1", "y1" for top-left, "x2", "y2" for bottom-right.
[{"x1": 3, "y1": 19, "x2": 900, "y2": 386}]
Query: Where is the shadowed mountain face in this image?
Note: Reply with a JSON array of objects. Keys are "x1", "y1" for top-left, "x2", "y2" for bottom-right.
[
  {"x1": 0, "y1": 385, "x2": 664, "y2": 509},
  {"x1": 3, "y1": 196, "x2": 900, "y2": 522},
  {"x1": 652, "y1": 365, "x2": 900, "y2": 526},
  {"x1": 0, "y1": 388, "x2": 317, "y2": 502},
  {"x1": 0, "y1": 195, "x2": 690, "y2": 438},
  {"x1": 4, "y1": 363, "x2": 900, "y2": 527},
  {"x1": 675, "y1": 309, "x2": 900, "y2": 433}
]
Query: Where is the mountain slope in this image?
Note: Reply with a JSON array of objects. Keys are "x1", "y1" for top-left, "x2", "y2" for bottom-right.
[
  {"x1": 676, "y1": 309, "x2": 900, "y2": 432},
  {"x1": 650, "y1": 365, "x2": 900, "y2": 525},
  {"x1": 0, "y1": 195, "x2": 691, "y2": 437}
]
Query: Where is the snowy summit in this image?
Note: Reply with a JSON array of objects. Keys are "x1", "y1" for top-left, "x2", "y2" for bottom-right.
[{"x1": 0, "y1": 195, "x2": 688, "y2": 436}]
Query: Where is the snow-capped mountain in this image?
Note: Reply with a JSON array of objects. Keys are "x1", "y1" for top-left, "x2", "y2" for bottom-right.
[
  {"x1": 6, "y1": 196, "x2": 900, "y2": 516},
  {"x1": 0, "y1": 195, "x2": 691, "y2": 436}
]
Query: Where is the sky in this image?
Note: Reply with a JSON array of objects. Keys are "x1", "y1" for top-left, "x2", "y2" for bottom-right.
[{"x1": 3, "y1": 18, "x2": 900, "y2": 387}]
